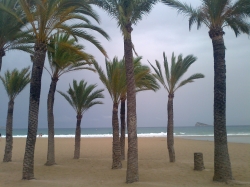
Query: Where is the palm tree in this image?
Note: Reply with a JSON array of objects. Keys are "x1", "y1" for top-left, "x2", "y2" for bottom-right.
[
  {"x1": 161, "y1": 0, "x2": 250, "y2": 182},
  {"x1": 10, "y1": 0, "x2": 109, "y2": 179},
  {"x1": 149, "y1": 52, "x2": 204, "y2": 162},
  {"x1": 119, "y1": 57, "x2": 160, "y2": 160},
  {"x1": 58, "y1": 80, "x2": 104, "y2": 159},
  {"x1": 0, "y1": 67, "x2": 30, "y2": 162},
  {"x1": 0, "y1": 0, "x2": 32, "y2": 71},
  {"x1": 94, "y1": 58, "x2": 126, "y2": 169},
  {"x1": 90, "y1": 0, "x2": 158, "y2": 182},
  {"x1": 44, "y1": 32, "x2": 95, "y2": 166}
]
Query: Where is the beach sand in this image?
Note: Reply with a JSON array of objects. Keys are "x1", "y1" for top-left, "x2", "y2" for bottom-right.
[{"x1": 0, "y1": 137, "x2": 249, "y2": 187}]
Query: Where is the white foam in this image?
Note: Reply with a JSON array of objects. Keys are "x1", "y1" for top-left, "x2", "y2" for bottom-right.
[{"x1": 8, "y1": 132, "x2": 250, "y2": 138}]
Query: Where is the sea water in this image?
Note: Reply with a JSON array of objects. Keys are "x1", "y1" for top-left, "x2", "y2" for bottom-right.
[{"x1": 0, "y1": 125, "x2": 249, "y2": 143}]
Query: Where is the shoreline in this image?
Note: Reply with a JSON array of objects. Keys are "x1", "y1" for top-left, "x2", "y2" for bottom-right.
[{"x1": 5, "y1": 135, "x2": 250, "y2": 144}]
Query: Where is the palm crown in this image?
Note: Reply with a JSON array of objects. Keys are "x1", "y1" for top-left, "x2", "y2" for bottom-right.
[
  {"x1": 94, "y1": 58, "x2": 127, "y2": 103},
  {"x1": 58, "y1": 80, "x2": 104, "y2": 116},
  {"x1": 119, "y1": 56, "x2": 159, "y2": 100},
  {"x1": 162, "y1": 0, "x2": 250, "y2": 36},
  {"x1": 94, "y1": 56, "x2": 159, "y2": 102},
  {"x1": 0, "y1": 0, "x2": 32, "y2": 70},
  {"x1": 133, "y1": 56, "x2": 159, "y2": 93},
  {"x1": 45, "y1": 32, "x2": 95, "y2": 78},
  {"x1": 149, "y1": 52, "x2": 204, "y2": 94},
  {"x1": 90, "y1": 0, "x2": 158, "y2": 37},
  {"x1": 16, "y1": 0, "x2": 109, "y2": 55},
  {"x1": 0, "y1": 0, "x2": 28, "y2": 47},
  {"x1": 0, "y1": 67, "x2": 30, "y2": 100}
]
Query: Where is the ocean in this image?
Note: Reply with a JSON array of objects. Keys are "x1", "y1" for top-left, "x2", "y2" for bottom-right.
[{"x1": 0, "y1": 125, "x2": 249, "y2": 143}]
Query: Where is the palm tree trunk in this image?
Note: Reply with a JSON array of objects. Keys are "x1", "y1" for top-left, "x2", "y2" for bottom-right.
[
  {"x1": 167, "y1": 94, "x2": 175, "y2": 162},
  {"x1": 22, "y1": 42, "x2": 47, "y2": 180},
  {"x1": 74, "y1": 114, "x2": 82, "y2": 159},
  {"x1": 45, "y1": 77, "x2": 58, "y2": 166},
  {"x1": 3, "y1": 99, "x2": 14, "y2": 162},
  {"x1": 0, "y1": 48, "x2": 5, "y2": 71},
  {"x1": 209, "y1": 29, "x2": 233, "y2": 182},
  {"x1": 112, "y1": 102, "x2": 122, "y2": 168},
  {"x1": 124, "y1": 23, "x2": 138, "y2": 183},
  {"x1": 120, "y1": 98, "x2": 126, "y2": 160}
]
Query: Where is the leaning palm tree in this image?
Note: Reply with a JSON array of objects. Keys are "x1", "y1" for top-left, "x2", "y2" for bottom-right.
[
  {"x1": 58, "y1": 80, "x2": 104, "y2": 159},
  {"x1": 149, "y1": 52, "x2": 204, "y2": 162},
  {"x1": 0, "y1": 0, "x2": 32, "y2": 71},
  {"x1": 10, "y1": 0, "x2": 109, "y2": 179},
  {"x1": 90, "y1": 0, "x2": 158, "y2": 182},
  {"x1": 0, "y1": 67, "x2": 30, "y2": 162},
  {"x1": 94, "y1": 58, "x2": 126, "y2": 169},
  {"x1": 44, "y1": 32, "x2": 95, "y2": 166},
  {"x1": 161, "y1": 0, "x2": 250, "y2": 182},
  {"x1": 119, "y1": 56, "x2": 160, "y2": 160}
]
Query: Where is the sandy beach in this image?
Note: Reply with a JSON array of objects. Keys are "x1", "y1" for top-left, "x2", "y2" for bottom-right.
[{"x1": 0, "y1": 137, "x2": 249, "y2": 187}]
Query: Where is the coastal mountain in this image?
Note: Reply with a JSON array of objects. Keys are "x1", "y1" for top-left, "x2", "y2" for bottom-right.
[{"x1": 195, "y1": 122, "x2": 212, "y2": 127}]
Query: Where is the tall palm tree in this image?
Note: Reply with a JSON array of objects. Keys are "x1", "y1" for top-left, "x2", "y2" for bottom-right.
[
  {"x1": 90, "y1": 0, "x2": 158, "y2": 182},
  {"x1": 58, "y1": 80, "x2": 104, "y2": 159},
  {"x1": 161, "y1": 0, "x2": 250, "y2": 181},
  {"x1": 119, "y1": 56, "x2": 159, "y2": 160},
  {"x1": 94, "y1": 58, "x2": 126, "y2": 169},
  {"x1": 10, "y1": 0, "x2": 109, "y2": 179},
  {"x1": 149, "y1": 52, "x2": 204, "y2": 162},
  {"x1": 0, "y1": 67, "x2": 30, "y2": 162},
  {"x1": 44, "y1": 32, "x2": 95, "y2": 166},
  {"x1": 0, "y1": 0, "x2": 32, "y2": 71}
]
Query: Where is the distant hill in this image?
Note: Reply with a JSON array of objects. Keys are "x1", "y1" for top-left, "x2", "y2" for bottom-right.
[{"x1": 195, "y1": 122, "x2": 212, "y2": 127}]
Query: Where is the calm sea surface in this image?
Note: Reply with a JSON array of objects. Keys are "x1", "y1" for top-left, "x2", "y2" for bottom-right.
[{"x1": 0, "y1": 125, "x2": 249, "y2": 143}]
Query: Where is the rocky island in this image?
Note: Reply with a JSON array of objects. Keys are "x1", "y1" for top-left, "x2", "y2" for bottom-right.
[{"x1": 195, "y1": 122, "x2": 212, "y2": 127}]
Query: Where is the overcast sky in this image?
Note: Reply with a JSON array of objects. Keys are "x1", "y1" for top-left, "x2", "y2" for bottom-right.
[{"x1": 0, "y1": 1, "x2": 249, "y2": 129}]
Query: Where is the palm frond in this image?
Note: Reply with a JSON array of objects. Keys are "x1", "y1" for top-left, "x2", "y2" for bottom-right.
[
  {"x1": 162, "y1": 0, "x2": 195, "y2": 17},
  {"x1": 162, "y1": 0, "x2": 250, "y2": 35},
  {"x1": 0, "y1": 67, "x2": 30, "y2": 100},
  {"x1": 131, "y1": 0, "x2": 158, "y2": 25},
  {"x1": 0, "y1": 0, "x2": 32, "y2": 56},
  {"x1": 150, "y1": 51, "x2": 203, "y2": 94},
  {"x1": 15, "y1": 0, "x2": 109, "y2": 55},
  {"x1": 46, "y1": 32, "x2": 94, "y2": 78},
  {"x1": 89, "y1": 0, "x2": 119, "y2": 19},
  {"x1": 70, "y1": 23, "x2": 110, "y2": 40},
  {"x1": 93, "y1": 60, "x2": 113, "y2": 99},
  {"x1": 94, "y1": 57, "x2": 127, "y2": 103},
  {"x1": 148, "y1": 59, "x2": 168, "y2": 91},
  {"x1": 231, "y1": 0, "x2": 250, "y2": 17},
  {"x1": 224, "y1": 16, "x2": 250, "y2": 36},
  {"x1": 133, "y1": 57, "x2": 160, "y2": 92},
  {"x1": 174, "y1": 73, "x2": 205, "y2": 91},
  {"x1": 58, "y1": 79, "x2": 104, "y2": 115},
  {"x1": 90, "y1": 0, "x2": 158, "y2": 38},
  {"x1": 59, "y1": 25, "x2": 108, "y2": 57},
  {"x1": 57, "y1": 90, "x2": 77, "y2": 112}
]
